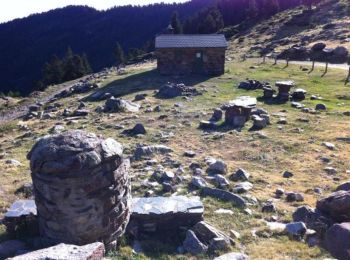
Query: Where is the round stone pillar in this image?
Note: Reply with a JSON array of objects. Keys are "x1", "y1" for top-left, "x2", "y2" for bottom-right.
[{"x1": 27, "y1": 130, "x2": 131, "y2": 249}]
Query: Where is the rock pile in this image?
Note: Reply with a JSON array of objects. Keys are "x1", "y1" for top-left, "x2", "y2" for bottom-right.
[
  {"x1": 278, "y1": 43, "x2": 349, "y2": 63},
  {"x1": 27, "y1": 130, "x2": 131, "y2": 249},
  {"x1": 156, "y1": 82, "x2": 202, "y2": 99},
  {"x1": 183, "y1": 221, "x2": 233, "y2": 255},
  {"x1": 53, "y1": 82, "x2": 98, "y2": 100},
  {"x1": 289, "y1": 184, "x2": 350, "y2": 259},
  {"x1": 238, "y1": 79, "x2": 270, "y2": 90}
]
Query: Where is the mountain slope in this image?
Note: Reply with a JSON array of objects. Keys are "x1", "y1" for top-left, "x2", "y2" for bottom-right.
[
  {"x1": 226, "y1": 0, "x2": 350, "y2": 58},
  {"x1": 0, "y1": 0, "x2": 213, "y2": 95}
]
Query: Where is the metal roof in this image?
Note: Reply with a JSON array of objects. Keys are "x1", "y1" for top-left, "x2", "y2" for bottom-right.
[{"x1": 155, "y1": 34, "x2": 228, "y2": 49}]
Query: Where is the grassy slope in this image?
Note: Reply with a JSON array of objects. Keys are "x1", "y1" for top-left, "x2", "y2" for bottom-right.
[
  {"x1": 1, "y1": 59, "x2": 350, "y2": 258},
  {"x1": 226, "y1": 0, "x2": 350, "y2": 59}
]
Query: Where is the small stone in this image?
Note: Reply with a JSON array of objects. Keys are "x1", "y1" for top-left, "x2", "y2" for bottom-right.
[
  {"x1": 283, "y1": 171, "x2": 294, "y2": 178},
  {"x1": 324, "y1": 167, "x2": 337, "y2": 175},
  {"x1": 214, "y1": 252, "x2": 249, "y2": 260},
  {"x1": 191, "y1": 176, "x2": 207, "y2": 189},
  {"x1": 322, "y1": 142, "x2": 335, "y2": 150},
  {"x1": 5, "y1": 159, "x2": 22, "y2": 167},
  {"x1": 232, "y1": 182, "x2": 253, "y2": 193},
  {"x1": 262, "y1": 202, "x2": 276, "y2": 213},
  {"x1": 215, "y1": 209, "x2": 234, "y2": 215},
  {"x1": 315, "y1": 103, "x2": 327, "y2": 111},
  {"x1": 285, "y1": 222, "x2": 307, "y2": 240},
  {"x1": 183, "y1": 230, "x2": 208, "y2": 255},
  {"x1": 207, "y1": 159, "x2": 227, "y2": 175},
  {"x1": 286, "y1": 192, "x2": 304, "y2": 202},
  {"x1": 275, "y1": 188, "x2": 284, "y2": 198},
  {"x1": 184, "y1": 151, "x2": 196, "y2": 158},
  {"x1": 214, "y1": 174, "x2": 230, "y2": 189},
  {"x1": 230, "y1": 168, "x2": 250, "y2": 181}
]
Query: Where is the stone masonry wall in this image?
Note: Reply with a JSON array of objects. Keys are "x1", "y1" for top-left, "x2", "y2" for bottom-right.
[
  {"x1": 156, "y1": 47, "x2": 226, "y2": 76},
  {"x1": 27, "y1": 130, "x2": 131, "y2": 250}
]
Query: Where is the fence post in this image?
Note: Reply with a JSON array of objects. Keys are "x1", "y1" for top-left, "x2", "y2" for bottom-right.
[{"x1": 322, "y1": 61, "x2": 328, "y2": 77}]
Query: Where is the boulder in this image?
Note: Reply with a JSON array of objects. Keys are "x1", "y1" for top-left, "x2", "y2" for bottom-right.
[
  {"x1": 202, "y1": 187, "x2": 246, "y2": 208},
  {"x1": 9, "y1": 242, "x2": 105, "y2": 260},
  {"x1": 230, "y1": 168, "x2": 250, "y2": 181},
  {"x1": 104, "y1": 97, "x2": 140, "y2": 113},
  {"x1": 207, "y1": 159, "x2": 227, "y2": 175},
  {"x1": 325, "y1": 222, "x2": 350, "y2": 260},
  {"x1": 317, "y1": 190, "x2": 350, "y2": 222},
  {"x1": 134, "y1": 145, "x2": 173, "y2": 160},
  {"x1": 336, "y1": 182, "x2": 350, "y2": 191},
  {"x1": 183, "y1": 230, "x2": 208, "y2": 255},
  {"x1": 0, "y1": 240, "x2": 27, "y2": 259},
  {"x1": 285, "y1": 222, "x2": 307, "y2": 240}
]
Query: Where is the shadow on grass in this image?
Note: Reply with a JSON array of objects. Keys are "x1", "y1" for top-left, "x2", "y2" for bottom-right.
[{"x1": 85, "y1": 69, "x2": 212, "y2": 101}]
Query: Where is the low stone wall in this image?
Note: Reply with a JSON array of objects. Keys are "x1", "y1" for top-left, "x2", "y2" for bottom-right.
[{"x1": 27, "y1": 130, "x2": 131, "y2": 249}]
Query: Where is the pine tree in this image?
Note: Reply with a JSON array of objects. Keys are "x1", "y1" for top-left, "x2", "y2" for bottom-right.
[
  {"x1": 114, "y1": 42, "x2": 125, "y2": 66},
  {"x1": 248, "y1": 0, "x2": 259, "y2": 19},
  {"x1": 262, "y1": 0, "x2": 280, "y2": 17},
  {"x1": 82, "y1": 53, "x2": 92, "y2": 74},
  {"x1": 171, "y1": 12, "x2": 183, "y2": 34}
]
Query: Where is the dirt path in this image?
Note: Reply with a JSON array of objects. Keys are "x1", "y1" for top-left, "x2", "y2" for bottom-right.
[{"x1": 0, "y1": 76, "x2": 89, "y2": 123}]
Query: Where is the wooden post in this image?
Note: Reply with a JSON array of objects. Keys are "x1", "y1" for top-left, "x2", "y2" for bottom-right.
[
  {"x1": 309, "y1": 60, "x2": 315, "y2": 74},
  {"x1": 322, "y1": 61, "x2": 328, "y2": 77}
]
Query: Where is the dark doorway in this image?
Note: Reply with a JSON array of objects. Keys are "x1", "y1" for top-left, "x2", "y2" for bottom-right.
[{"x1": 193, "y1": 51, "x2": 204, "y2": 74}]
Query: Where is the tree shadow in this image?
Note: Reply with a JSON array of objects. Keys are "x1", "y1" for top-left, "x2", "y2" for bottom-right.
[{"x1": 84, "y1": 69, "x2": 212, "y2": 101}]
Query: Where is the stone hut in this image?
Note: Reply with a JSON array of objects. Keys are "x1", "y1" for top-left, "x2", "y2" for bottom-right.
[{"x1": 155, "y1": 34, "x2": 228, "y2": 76}]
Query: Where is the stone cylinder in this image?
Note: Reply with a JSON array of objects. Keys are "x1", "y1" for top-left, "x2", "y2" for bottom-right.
[{"x1": 27, "y1": 130, "x2": 131, "y2": 249}]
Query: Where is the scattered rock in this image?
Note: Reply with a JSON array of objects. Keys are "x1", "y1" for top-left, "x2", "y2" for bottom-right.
[
  {"x1": 285, "y1": 222, "x2": 307, "y2": 240},
  {"x1": 232, "y1": 182, "x2": 253, "y2": 193},
  {"x1": 317, "y1": 190, "x2": 350, "y2": 222},
  {"x1": 322, "y1": 142, "x2": 335, "y2": 150},
  {"x1": 202, "y1": 187, "x2": 246, "y2": 207},
  {"x1": 207, "y1": 159, "x2": 227, "y2": 175},
  {"x1": 286, "y1": 192, "x2": 304, "y2": 202},
  {"x1": 0, "y1": 240, "x2": 27, "y2": 259},
  {"x1": 134, "y1": 145, "x2": 172, "y2": 160},
  {"x1": 183, "y1": 230, "x2": 208, "y2": 255},
  {"x1": 191, "y1": 177, "x2": 207, "y2": 189},
  {"x1": 315, "y1": 103, "x2": 327, "y2": 111},
  {"x1": 9, "y1": 242, "x2": 105, "y2": 260},
  {"x1": 230, "y1": 168, "x2": 250, "y2": 181},
  {"x1": 325, "y1": 222, "x2": 350, "y2": 260},
  {"x1": 283, "y1": 171, "x2": 294, "y2": 178},
  {"x1": 104, "y1": 97, "x2": 140, "y2": 113},
  {"x1": 214, "y1": 252, "x2": 249, "y2": 260}
]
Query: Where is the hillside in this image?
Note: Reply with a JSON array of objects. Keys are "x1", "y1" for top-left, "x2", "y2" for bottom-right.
[
  {"x1": 226, "y1": 0, "x2": 350, "y2": 59},
  {"x1": 0, "y1": 0, "x2": 214, "y2": 95},
  {"x1": 1, "y1": 54, "x2": 350, "y2": 258}
]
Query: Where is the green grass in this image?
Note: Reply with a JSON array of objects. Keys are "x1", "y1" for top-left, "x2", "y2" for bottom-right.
[{"x1": 0, "y1": 60, "x2": 349, "y2": 259}]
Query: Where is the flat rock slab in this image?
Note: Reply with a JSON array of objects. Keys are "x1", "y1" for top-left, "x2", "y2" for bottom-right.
[
  {"x1": 9, "y1": 242, "x2": 105, "y2": 260},
  {"x1": 202, "y1": 187, "x2": 246, "y2": 208},
  {"x1": 227, "y1": 96, "x2": 257, "y2": 108},
  {"x1": 276, "y1": 81, "x2": 295, "y2": 87},
  {"x1": 4, "y1": 200, "x2": 37, "y2": 218},
  {"x1": 129, "y1": 196, "x2": 204, "y2": 237}
]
